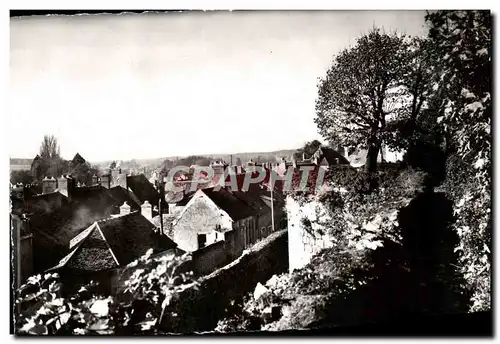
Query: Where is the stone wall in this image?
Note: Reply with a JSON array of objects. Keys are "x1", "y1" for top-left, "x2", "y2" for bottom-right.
[
  {"x1": 286, "y1": 195, "x2": 334, "y2": 272},
  {"x1": 190, "y1": 240, "x2": 228, "y2": 276},
  {"x1": 160, "y1": 228, "x2": 288, "y2": 333}
]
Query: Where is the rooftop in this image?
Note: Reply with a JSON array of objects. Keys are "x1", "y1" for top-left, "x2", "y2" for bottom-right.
[{"x1": 48, "y1": 212, "x2": 177, "y2": 272}]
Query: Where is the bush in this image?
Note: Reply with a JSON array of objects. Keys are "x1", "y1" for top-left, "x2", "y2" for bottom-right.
[
  {"x1": 15, "y1": 250, "x2": 195, "y2": 335},
  {"x1": 440, "y1": 154, "x2": 491, "y2": 312}
]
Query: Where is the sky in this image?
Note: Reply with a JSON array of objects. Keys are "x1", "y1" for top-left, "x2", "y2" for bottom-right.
[{"x1": 9, "y1": 10, "x2": 428, "y2": 162}]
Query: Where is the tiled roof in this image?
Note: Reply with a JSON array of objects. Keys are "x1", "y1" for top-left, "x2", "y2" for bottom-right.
[
  {"x1": 29, "y1": 200, "x2": 114, "y2": 272},
  {"x1": 231, "y1": 185, "x2": 269, "y2": 217},
  {"x1": 107, "y1": 186, "x2": 141, "y2": 210},
  {"x1": 49, "y1": 212, "x2": 177, "y2": 272},
  {"x1": 315, "y1": 146, "x2": 350, "y2": 165},
  {"x1": 126, "y1": 174, "x2": 160, "y2": 206},
  {"x1": 29, "y1": 185, "x2": 145, "y2": 272},
  {"x1": 72, "y1": 153, "x2": 86, "y2": 165},
  {"x1": 98, "y1": 212, "x2": 177, "y2": 265},
  {"x1": 25, "y1": 192, "x2": 68, "y2": 215},
  {"x1": 202, "y1": 187, "x2": 256, "y2": 221}
]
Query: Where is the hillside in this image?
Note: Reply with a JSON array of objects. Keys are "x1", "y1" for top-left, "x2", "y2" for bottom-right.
[{"x1": 90, "y1": 148, "x2": 299, "y2": 169}]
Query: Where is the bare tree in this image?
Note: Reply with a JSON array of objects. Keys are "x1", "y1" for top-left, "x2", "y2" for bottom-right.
[{"x1": 39, "y1": 135, "x2": 61, "y2": 160}]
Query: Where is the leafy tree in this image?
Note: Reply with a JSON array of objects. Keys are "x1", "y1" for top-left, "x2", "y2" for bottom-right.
[
  {"x1": 293, "y1": 140, "x2": 322, "y2": 160},
  {"x1": 426, "y1": 10, "x2": 492, "y2": 312},
  {"x1": 315, "y1": 29, "x2": 409, "y2": 175},
  {"x1": 384, "y1": 37, "x2": 441, "y2": 152},
  {"x1": 11, "y1": 170, "x2": 34, "y2": 185}
]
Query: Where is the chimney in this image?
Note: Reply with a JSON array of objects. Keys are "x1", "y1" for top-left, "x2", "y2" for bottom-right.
[
  {"x1": 42, "y1": 177, "x2": 57, "y2": 194},
  {"x1": 120, "y1": 201, "x2": 131, "y2": 215},
  {"x1": 101, "y1": 174, "x2": 111, "y2": 189},
  {"x1": 92, "y1": 174, "x2": 98, "y2": 186},
  {"x1": 141, "y1": 201, "x2": 153, "y2": 222},
  {"x1": 116, "y1": 173, "x2": 127, "y2": 189},
  {"x1": 57, "y1": 175, "x2": 74, "y2": 202},
  {"x1": 111, "y1": 169, "x2": 120, "y2": 188},
  {"x1": 278, "y1": 158, "x2": 286, "y2": 173},
  {"x1": 302, "y1": 152, "x2": 306, "y2": 161}
]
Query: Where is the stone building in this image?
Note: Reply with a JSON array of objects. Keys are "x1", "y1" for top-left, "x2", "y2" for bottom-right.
[
  {"x1": 47, "y1": 210, "x2": 177, "y2": 294},
  {"x1": 171, "y1": 184, "x2": 285, "y2": 254}
]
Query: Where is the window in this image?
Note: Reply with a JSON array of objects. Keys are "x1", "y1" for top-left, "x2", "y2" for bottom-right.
[{"x1": 198, "y1": 233, "x2": 207, "y2": 248}]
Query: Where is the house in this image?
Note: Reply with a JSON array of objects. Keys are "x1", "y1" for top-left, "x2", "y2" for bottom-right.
[
  {"x1": 171, "y1": 182, "x2": 285, "y2": 256},
  {"x1": 47, "y1": 210, "x2": 177, "y2": 294},
  {"x1": 22, "y1": 172, "x2": 158, "y2": 274},
  {"x1": 126, "y1": 174, "x2": 161, "y2": 207},
  {"x1": 12, "y1": 158, "x2": 162, "y2": 286},
  {"x1": 310, "y1": 146, "x2": 350, "y2": 167},
  {"x1": 71, "y1": 153, "x2": 86, "y2": 167}
]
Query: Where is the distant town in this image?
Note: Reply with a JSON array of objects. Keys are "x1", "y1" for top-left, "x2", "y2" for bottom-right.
[
  {"x1": 11, "y1": 137, "x2": 404, "y2": 295},
  {"x1": 10, "y1": 9, "x2": 491, "y2": 337}
]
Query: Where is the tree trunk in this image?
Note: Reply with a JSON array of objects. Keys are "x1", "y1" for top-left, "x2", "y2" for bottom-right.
[
  {"x1": 365, "y1": 130, "x2": 381, "y2": 192},
  {"x1": 365, "y1": 142, "x2": 380, "y2": 174}
]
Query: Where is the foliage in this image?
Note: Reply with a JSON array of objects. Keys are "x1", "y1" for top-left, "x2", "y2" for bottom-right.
[
  {"x1": 426, "y1": 10, "x2": 492, "y2": 312},
  {"x1": 116, "y1": 250, "x2": 197, "y2": 334},
  {"x1": 15, "y1": 250, "x2": 195, "y2": 335},
  {"x1": 160, "y1": 155, "x2": 213, "y2": 175},
  {"x1": 293, "y1": 140, "x2": 322, "y2": 160},
  {"x1": 216, "y1": 245, "x2": 373, "y2": 332},
  {"x1": 10, "y1": 170, "x2": 34, "y2": 185},
  {"x1": 70, "y1": 161, "x2": 98, "y2": 185},
  {"x1": 315, "y1": 29, "x2": 410, "y2": 173}
]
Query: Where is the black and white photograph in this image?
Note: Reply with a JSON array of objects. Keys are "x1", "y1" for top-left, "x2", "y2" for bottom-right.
[{"x1": 8, "y1": 9, "x2": 492, "y2": 336}]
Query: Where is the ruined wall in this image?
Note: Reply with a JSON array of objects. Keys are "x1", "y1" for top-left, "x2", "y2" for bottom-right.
[
  {"x1": 286, "y1": 195, "x2": 334, "y2": 272},
  {"x1": 160, "y1": 228, "x2": 288, "y2": 333}
]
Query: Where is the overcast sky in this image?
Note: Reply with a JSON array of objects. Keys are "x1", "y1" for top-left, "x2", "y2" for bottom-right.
[{"x1": 9, "y1": 11, "x2": 428, "y2": 162}]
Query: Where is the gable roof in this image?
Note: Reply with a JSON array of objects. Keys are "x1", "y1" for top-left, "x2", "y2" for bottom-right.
[
  {"x1": 126, "y1": 174, "x2": 160, "y2": 206},
  {"x1": 72, "y1": 153, "x2": 86, "y2": 165},
  {"x1": 25, "y1": 192, "x2": 68, "y2": 215},
  {"x1": 231, "y1": 184, "x2": 271, "y2": 217},
  {"x1": 29, "y1": 186, "x2": 144, "y2": 273},
  {"x1": 202, "y1": 187, "x2": 256, "y2": 221},
  {"x1": 107, "y1": 186, "x2": 141, "y2": 211},
  {"x1": 48, "y1": 212, "x2": 177, "y2": 272},
  {"x1": 313, "y1": 146, "x2": 350, "y2": 166}
]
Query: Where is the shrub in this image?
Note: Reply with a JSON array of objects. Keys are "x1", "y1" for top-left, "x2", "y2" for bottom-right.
[
  {"x1": 15, "y1": 250, "x2": 195, "y2": 335},
  {"x1": 440, "y1": 153, "x2": 491, "y2": 312}
]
